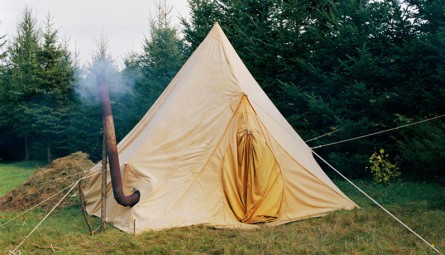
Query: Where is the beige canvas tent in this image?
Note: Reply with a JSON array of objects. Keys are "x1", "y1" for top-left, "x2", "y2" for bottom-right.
[{"x1": 83, "y1": 23, "x2": 358, "y2": 233}]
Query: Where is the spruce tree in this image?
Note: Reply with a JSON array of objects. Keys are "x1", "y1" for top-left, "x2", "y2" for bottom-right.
[
  {"x1": 125, "y1": 0, "x2": 185, "y2": 121},
  {"x1": 33, "y1": 14, "x2": 75, "y2": 163},
  {"x1": 1, "y1": 9, "x2": 76, "y2": 161},
  {"x1": 4, "y1": 8, "x2": 41, "y2": 160},
  {"x1": 0, "y1": 34, "x2": 10, "y2": 159}
]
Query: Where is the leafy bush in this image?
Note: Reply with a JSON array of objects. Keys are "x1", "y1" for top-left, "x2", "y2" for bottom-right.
[{"x1": 367, "y1": 149, "x2": 401, "y2": 185}]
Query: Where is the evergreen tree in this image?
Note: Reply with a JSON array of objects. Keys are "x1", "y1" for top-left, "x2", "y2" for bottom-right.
[
  {"x1": 389, "y1": 0, "x2": 445, "y2": 177},
  {"x1": 68, "y1": 36, "x2": 136, "y2": 160},
  {"x1": 181, "y1": 0, "x2": 221, "y2": 56},
  {"x1": 33, "y1": 14, "x2": 76, "y2": 163},
  {"x1": 125, "y1": 0, "x2": 185, "y2": 120},
  {"x1": 0, "y1": 34, "x2": 11, "y2": 160},
  {"x1": 0, "y1": 34, "x2": 6, "y2": 60},
  {"x1": 65, "y1": 96, "x2": 102, "y2": 161},
  {"x1": 2, "y1": 8, "x2": 41, "y2": 161},
  {"x1": 0, "y1": 33, "x2": 8, "y2": 102},
  {"x1": 401, "y1": 0, "x2": 445, "y2": 115},
  {"x1": 0, "y1": 9, "x2": 76, "y2": 162},
  {"x1": 275, "y1": 0, "x2": 424, "y2": 176}
]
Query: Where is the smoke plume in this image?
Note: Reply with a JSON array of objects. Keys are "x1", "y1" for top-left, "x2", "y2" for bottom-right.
[{"x1": 75, "y1": 58, "x2": 134, "y2": 102}]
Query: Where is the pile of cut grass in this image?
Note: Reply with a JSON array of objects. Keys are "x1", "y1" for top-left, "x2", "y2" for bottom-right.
[{"x1": 0, "y1": 152, "x2": 94, "y2": 212}]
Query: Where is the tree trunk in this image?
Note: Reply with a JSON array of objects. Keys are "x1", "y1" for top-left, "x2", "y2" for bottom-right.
[
  {"x1": 47, "y1": 146, "x2": 52, "y2": 164},
  {"x1": 24, "y1": 136, "x2": 29, "y2": 161}
]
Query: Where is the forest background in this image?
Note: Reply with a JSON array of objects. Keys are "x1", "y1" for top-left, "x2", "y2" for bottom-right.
[{"x1": 0, "y1": 0, "x2": 443, "y2": 180}]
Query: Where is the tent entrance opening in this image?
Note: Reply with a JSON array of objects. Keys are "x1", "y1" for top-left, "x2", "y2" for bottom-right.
[{"x1": 222, "y1": 127, "x2": 284, "y2": 224}]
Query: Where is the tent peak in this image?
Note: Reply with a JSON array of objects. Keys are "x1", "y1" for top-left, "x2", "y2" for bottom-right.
[{"x1": 208, "y1": 22, "x2": 226, "y2": 40}]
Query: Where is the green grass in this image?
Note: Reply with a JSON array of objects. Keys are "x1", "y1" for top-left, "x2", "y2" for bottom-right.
[
  {"x1": 0, "y1": 161, "x2": 45, "y2": 196},
  {"x1": 0, "y1": 163, "x2": 444, "y2": 254}
]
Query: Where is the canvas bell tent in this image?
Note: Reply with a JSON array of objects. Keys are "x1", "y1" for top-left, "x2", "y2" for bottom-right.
[{"x1": 83, "y1": 23, "x2": 358, "y2": 233}]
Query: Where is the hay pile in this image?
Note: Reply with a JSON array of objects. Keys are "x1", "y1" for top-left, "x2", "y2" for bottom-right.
[{"x1": 0, "y1": 152, "x2": 94, "y2": 212}]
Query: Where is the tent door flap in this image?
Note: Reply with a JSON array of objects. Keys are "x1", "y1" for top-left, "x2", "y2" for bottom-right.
[{"x1": 222, "y1": 128, "x2": 283, "y2": 224}]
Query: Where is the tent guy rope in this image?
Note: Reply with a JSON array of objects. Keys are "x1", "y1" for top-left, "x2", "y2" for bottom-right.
[
  {"x1": 0, "y1": 185, "x2": 71, "y2": 229},
  {"x1": 35, "y1": 169, "x2": 100, "y2": 187},
  {"x1": 9, "y1": 181, "x2": 78, "y2": 254},
  {"x1": 0, "y1": 171, "x2": 100, "y2": 229},
  {"x1": 252, "y1": 97, "x2": 444, "y2": 151},
  {"x1": 27, "y1": 166, "x2": 102, "y2": 189},
  {"x1": 310, "y1": 114, "x2": 445, "y2": 149},
  {"x1": 304, "y1": 128, "x2": 341, "y2": 143},
  {"x1": 5, "y1": 172, "x2": 100, "y2": 254},
  {"x1": 310, "y1": 149, "x2": 443, "y2": 255}
]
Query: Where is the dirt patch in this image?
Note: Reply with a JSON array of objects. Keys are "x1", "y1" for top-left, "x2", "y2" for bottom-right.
[{"x1": 0, "y1": 152, "x2": 95, "y2": 212}]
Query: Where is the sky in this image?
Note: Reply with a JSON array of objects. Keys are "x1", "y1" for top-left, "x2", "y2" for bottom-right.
[{"x1": 0, "y1": 0, "x2": 190, "y2": 67}]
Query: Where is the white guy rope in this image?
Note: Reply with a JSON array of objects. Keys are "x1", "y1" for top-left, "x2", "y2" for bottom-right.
[
  {"x1": 0, "y1": 186, "x2": 71, "y2": 228},
  {"x1": 311, "y1": 114, "x2": 445, "y2": 149},
  {"x1": 305, "y1": 128, "x2": 341, "y2": 143},
  {"x1": 9, "y1": 181, "x2": 79, "y2": 253},
  {"x1": 0, "y1": 171, "x2": 100, "y2": 229},
  {"x1": 311, "y1": 149, "x2": 443, "y2": 255},
  {"x1": 27, "y1": 168, "x2": 102, "y2": 189},
  {"x1": 251, "y1": 95, "x2": 444, "y2": 151},
  {"x1": 4, "y1": 171, "x2": 100, "y2": 254}
]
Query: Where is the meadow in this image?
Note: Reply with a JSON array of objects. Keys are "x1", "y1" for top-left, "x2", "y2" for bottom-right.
[
  {"x1": 0, "y1": 161, "x2": 45, "y2": 195},
  {"x1": 0, "y1": 162, "x2": 444, "y2": 254}
]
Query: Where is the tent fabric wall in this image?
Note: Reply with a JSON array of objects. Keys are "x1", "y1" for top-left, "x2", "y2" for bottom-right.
[{"x1": 83, "y1": 23, "x2": 358, "y2": 234}]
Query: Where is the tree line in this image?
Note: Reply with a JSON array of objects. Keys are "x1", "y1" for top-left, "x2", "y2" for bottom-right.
[{"x1": 0, "y1": 0, "x2": 443, "y2": 178}]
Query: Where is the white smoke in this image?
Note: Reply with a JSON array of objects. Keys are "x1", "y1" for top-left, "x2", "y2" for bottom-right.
[{"x1": 75, "y1": 58, "x2": 134, "y2": 102}]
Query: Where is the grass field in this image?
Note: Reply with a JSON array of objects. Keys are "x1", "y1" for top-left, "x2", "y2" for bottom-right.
[{"x1": 0, "y1": 162, "x2": 444, "y2": 254}]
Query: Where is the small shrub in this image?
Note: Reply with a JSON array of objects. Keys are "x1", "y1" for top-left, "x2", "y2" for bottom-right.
[{"x1": 367, "y1": 149, "x2": 400, "y2": 185}]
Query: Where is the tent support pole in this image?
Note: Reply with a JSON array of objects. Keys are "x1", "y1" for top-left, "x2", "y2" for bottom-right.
[
  {"x1": 78, "y1": 174, "x2": 94, "y2": 236},
  {"x1": 100, "y1": 133, "x2": 108, "y2": 231}
]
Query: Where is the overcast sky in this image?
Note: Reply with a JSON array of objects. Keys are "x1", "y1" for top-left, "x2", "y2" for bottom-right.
[{"x1": 0, "y1": 0, "x2": 190, "y2": 67}]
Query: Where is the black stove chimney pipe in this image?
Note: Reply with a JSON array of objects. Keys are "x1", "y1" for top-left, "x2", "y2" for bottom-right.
[{"x1": 98, "y1": 78, "x2": 140, "y2": 207}]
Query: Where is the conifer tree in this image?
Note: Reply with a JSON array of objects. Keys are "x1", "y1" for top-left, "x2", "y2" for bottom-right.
[
  {"x1": 33, "y1": 14, "x2": 75, "y2": 163},
  {"x1": 125, "y1": 0, "x2": 185, "y2": 120},
  {"x1": 0, "y1": 34, "x2": 10, "y2": 159},
  {"x1": 4, "y1": 7, "x2": 41, "y2": 160},
  {"x1": 0, "y1": 9, "x2": 76, "y2": 161},
  {"x1": 65, "y1": 36, "x2": 113, "y2": 160}
]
